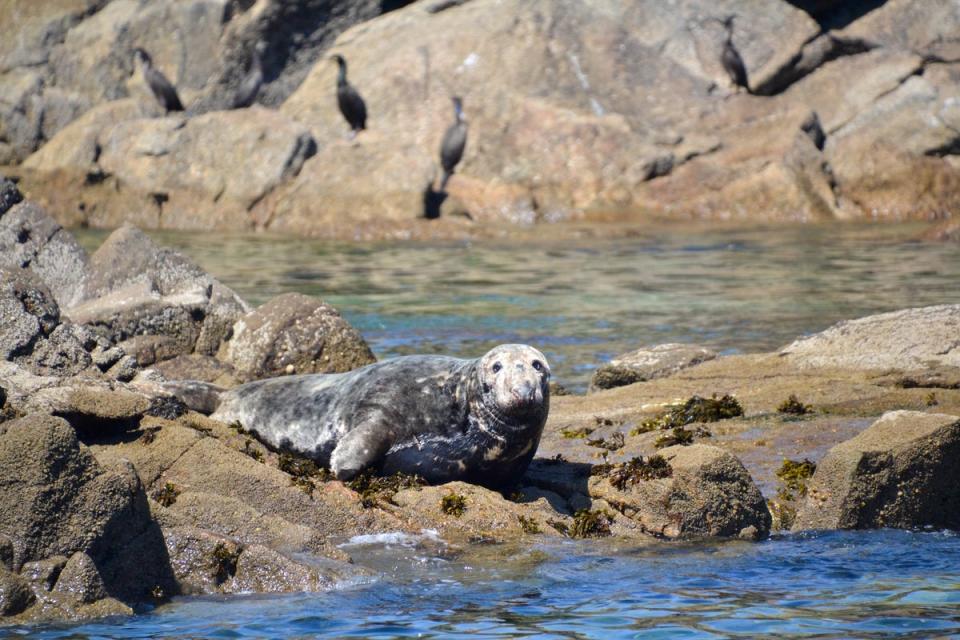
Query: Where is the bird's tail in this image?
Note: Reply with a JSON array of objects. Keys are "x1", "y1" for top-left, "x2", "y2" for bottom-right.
[{"x1": 439, "y1": 169, "x2": 454, "y2": 191}]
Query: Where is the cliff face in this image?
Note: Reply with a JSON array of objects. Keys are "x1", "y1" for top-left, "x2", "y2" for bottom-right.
[{"x1": 5, "y1": 0, "x2": 960, "y2": 237}]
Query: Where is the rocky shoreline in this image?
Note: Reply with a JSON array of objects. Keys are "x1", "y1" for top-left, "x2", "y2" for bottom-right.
[
  {"x1": 2, "y1": 182, "x2": 959, "y2": 624},
  {"x1": 2, "y1": 0, "x2": 959, "y2": 240}
]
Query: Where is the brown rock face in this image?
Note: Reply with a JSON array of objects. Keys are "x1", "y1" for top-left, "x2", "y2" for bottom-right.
[
  {"x1": 794, "y1": 411, "x2": 960, "y2": 530},
  {"x1": 10, "y1": 0, "x2": 960, "y2": 235},
  {"x1": 588, "y1": 444, "x2": 771, "y2": 539},
  {"x1": 219, "y1": 292, "x2": 375, "y2": 380}
]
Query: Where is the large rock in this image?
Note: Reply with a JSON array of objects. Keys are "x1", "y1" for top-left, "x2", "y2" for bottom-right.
[
  {"x1": 0, "y1": 200, "x2": 90, "y2": 308},
  {"x1": 219, "y1": 292, "x2": 375, "y2": 381},
  {"x1": 780, "y1": 305, "x2": 960, "y2": 371},
  {"x1": 25, "y1": 108, "x2": 317, "y2": 230},
  {"x1": 825, "y1": 67, "x2": 960, "y2": 220},
  {"x1": 67, "y1": 224, "x2": 249, "y2": 358},
  {"x1": 0, "y1": 267, "x2": 93, "y2": 377},
  {"x1": 588, "y1": 444, "x2": 771, "y2": 539},
  {"x1": 0, "y1": 414, "x2": 175, "y2": 601},
  {"x1": 590, "y1": 343, "x2": 718, "y2": 392},
  {"x1": 794, "y1": 411, "x2": 960, "y2": 530}
]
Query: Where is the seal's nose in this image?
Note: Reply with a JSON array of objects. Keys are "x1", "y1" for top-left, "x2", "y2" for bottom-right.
[{"x1": 511, "y1": 380, "x2": 539, "y2": 404}]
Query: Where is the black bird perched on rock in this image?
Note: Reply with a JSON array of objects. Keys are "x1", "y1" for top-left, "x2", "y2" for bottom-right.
[
  {"x1": 720, "y1": 17, "x2": 750, "y2": 94},
  {"x1": 132, "y1": 47, "x2": 184, "y2": 113},
  {"x1": 439, "y1": 96, "x2": 467, "y2": 191},
  {"x1": 331, "y1": 54, "x2": 367, "y2": 135},
  {"x1": 232, "y1": 41, "x2": 266, "y2": 109}
]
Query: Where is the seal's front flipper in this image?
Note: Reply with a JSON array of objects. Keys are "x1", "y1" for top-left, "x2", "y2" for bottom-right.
[{"x1": 330, "y1": 422, "x2": 396, "y2": 481}]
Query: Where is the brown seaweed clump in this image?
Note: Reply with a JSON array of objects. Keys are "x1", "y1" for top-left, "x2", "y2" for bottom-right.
[
  {"x1": 153, "y1": 482, "x2": 180, "y2": 507},
  {"x1": 348, "y1": 471, "x2": 426, "y2": 508},
  {"x1": 777, "y1": 394, "x2": 812, "y2": 415},
  {"x1": 440, "y1": 492, "x2": 467, "y2": 517},
  {"x1": 776, "y1": 458, "x2": 817, "y2": 498},
  {"x1": 592, "y1": 455, "x2": 673, "y2": 490},
  {"x1": 631, "y1": 394, "x2": 742, "y2": 437}
]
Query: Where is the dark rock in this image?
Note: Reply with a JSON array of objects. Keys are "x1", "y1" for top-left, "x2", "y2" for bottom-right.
[
  {"x1": 590, "y1": 343, "x2": 719, "y2": 392},
  {"x1": 0, "y1": 176, "x2": 23, "y2": 216},
  {"x1": 218, "y1": 292, "x2": 375, "y2": 381},
  {"x1": 589, "y1": 444, "x2": 771, "y2": 539},
  {"x1": 0, "y1": 536, "x2": 12, "y2": 571},
  {"x1": 19, "y1": 556, "x2": 67, "y2": 591},
  {"x1": 51, "y1": 552, "x2": 107, "y2": 604},
  {"x1": 794, "y1": 411, "x2": 960, "y2": 530},
  {"x1": 0, "y1": 267, "x2": 93, "y2": 377},
  {"x1": 0, "y1": 567, "x2": 35, "y2": 616},
  {"x1": 0, "y1": 201, "x2": 90, "y2": 308}
]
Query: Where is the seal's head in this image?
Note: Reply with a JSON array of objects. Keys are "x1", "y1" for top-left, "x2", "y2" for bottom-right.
[{"x1": 476, "y1": 344, "x2": 551, "y2": 421}]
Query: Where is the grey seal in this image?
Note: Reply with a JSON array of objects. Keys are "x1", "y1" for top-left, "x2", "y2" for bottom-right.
[{"x1": 212, "y1": 344, "x2": 551, "y2": 488}]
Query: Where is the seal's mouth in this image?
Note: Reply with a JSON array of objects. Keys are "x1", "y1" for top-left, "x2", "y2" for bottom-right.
[{"x1": 499, "y1": 383, "x2": 545, "y2": 415}]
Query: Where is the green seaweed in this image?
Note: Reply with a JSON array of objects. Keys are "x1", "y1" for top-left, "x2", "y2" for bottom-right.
[
  {"x1": 560, "y1": 426, "x2": 594, "y2": 439},
  {"x1": 569, "y1": 509, "x2": 614, "y2": 539},
  {"x1": 777, "y1": 394, "x2": 812, "y2": 415},
  {"x1": 586, "y1": 431, "x2": 625, "y2": 451},
  {"x1": 592, "y1": 455, "x2": 673, "y2": 490},
  {"x1": 440, "y1": 492, "x2": 467, "y2": 517},
  {"x1": 139, "y1": 426, "x2": 161, "y2": 444},
  {"x1": 776, "y1": 458, "x2": 816, "y2": 498},
  {"x1": 153, "y1": 482, "x2": 180, "y2": 507},
  {"x1": 630, "y1": 394, "x2": 741, "y2": 436},
  {"x1": 242, "y1": 439, "x2": 264, "y2": 462},
  {"x1": 926, "y1": 392, "x2": 939, "y2": 407},
  {"x1": 517, "y1": 515, "x2": 541, "y2": 534},
  {"x1": 654, "y1": 427, "x2": 694, "y2": 448},
  {"x1": 211, "y1": 542, "x2": 240, "y2": 584}
]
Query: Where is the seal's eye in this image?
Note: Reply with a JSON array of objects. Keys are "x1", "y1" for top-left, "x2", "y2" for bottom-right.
[
  {"x1": 492, "y1": 362, "x2": 502, "y2": 373},
  {"x1": 531, "y1": 360, "x2": 543, "y2": 372}
]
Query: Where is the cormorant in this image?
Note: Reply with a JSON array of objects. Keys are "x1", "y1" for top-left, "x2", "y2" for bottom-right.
[
  {"x1": 439, "y1": 96, "x2": 467, "y2": 191},
  {"x1": 132, "y1": 48, "x2": 184, "y2": 113},
  {"x1": 720, "y1": 17, "x2": 750, "y2": 94},
  {"x1": 233, "y1": 41, "x2": 266, "y2": 109},
  {"x1": 331, "y1": 54, "x2": 367, "y2": 135}
]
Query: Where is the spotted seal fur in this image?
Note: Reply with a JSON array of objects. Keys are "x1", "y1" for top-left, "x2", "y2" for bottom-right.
[{"x1": 211, "y1": 344, "x2": 551, "y2": 488}]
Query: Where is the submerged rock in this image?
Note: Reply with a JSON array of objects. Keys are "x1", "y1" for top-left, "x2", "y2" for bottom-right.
[
  {"x1": 793, "y1": 410, "x2": 960, "y2": 531},
  {"x1": 590, "y1": 343, "x2": 718, "y2": 392}
]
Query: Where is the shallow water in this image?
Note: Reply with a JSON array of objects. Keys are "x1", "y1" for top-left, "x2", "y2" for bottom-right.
[
  {"x1": 12, "y1": 530, "x2": 960, "y2": 638},
  {"x1": 77, "y1": 222, "x2": 960, "y2": 392}
]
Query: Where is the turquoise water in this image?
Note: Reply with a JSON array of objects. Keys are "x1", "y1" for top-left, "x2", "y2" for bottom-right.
[
  {"x1": 12, "y1": 530, "x2": 960, "y2": 638},
  {"x1": 76, "y1": 222, "x2": 960, "y2": 392}
]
